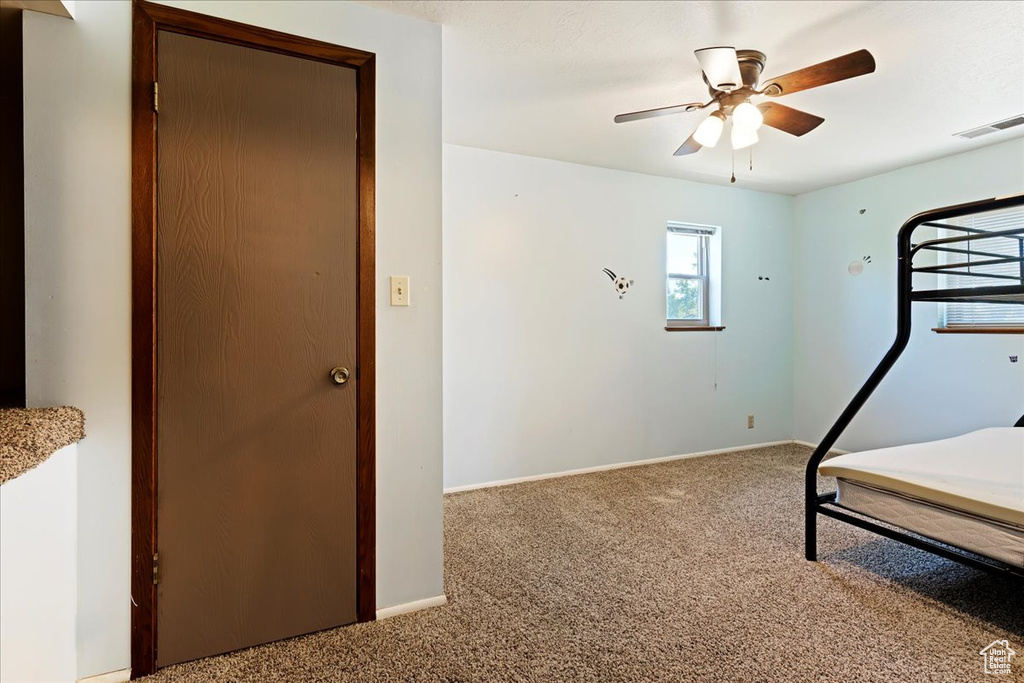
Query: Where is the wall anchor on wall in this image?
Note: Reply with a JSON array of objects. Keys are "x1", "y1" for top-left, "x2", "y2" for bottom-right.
[
  {"x1": 602, "y1": 268, "x2": 633, "y2": 299},
  {"x1": 758, "y1": 276, "x2": 771, "y2": 281},
  {"x1": 1011, "y1": 355, "x2": 1019, "y2": 364}
]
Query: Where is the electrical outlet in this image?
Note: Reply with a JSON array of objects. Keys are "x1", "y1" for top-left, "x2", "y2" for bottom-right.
[
  {"x1": 747, "y1": 414, "x2": 754, "y2": 429},
  {"x1": 390, "y1": 276, "x2": 410, "y2": 307}
]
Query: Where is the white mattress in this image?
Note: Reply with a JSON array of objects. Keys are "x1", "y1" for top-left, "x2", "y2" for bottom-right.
[
  {"x1": 836, "y1": 479, "x2": 1024, "y2": 568},
  {"x1": 818, "y1": 428, "x2": 1024, "y2": 528}
]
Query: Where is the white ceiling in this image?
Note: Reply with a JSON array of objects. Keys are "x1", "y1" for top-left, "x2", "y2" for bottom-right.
[{"x1": 359, "y1": 0, "x2": 1024, "y2": 195}]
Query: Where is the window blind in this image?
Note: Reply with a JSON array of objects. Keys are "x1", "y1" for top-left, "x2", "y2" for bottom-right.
[
  {"x1": 667, "y1": 221, "x2": 716, "y2": 236},
  {"x1": 941, "y1": 207, "x2": 1024, "y2": 326}
]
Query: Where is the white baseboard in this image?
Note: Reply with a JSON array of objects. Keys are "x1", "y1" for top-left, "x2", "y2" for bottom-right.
[
  {"x1": 443, "y1": 440, "x2": 797, "y2": 494},
  {"x1": 793, "y1": 439, "x2": 850, "y2": 455},
  {"x1": 376, "y1": 594, "x2": 447, "y2": 620},
  {"x1": 79, "y1": 669, "x2": 130, "y2": 683}
]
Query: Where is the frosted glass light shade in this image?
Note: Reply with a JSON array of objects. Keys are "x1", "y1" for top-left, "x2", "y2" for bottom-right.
[
  {"x1": 693, "y1": 112, "x2": 725, "y2": 148},
  {"x1": 695, "y1": 47, "x2": 742, "y2": 91},
  {"x1": 732, "y1": 101, "x2": 763, "y2": 131},
  {"x1": 731, "y1": 124, "x2": 758, "y2": 150}
]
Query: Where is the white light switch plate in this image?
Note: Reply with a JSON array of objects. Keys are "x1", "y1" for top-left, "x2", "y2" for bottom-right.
[{"x1": 390, "y1": 276, "x2": 410, "y2": 306}]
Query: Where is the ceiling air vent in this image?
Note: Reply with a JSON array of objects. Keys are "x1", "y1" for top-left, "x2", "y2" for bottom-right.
[
  {"x1": 991, "y1": 116, "x2": 1024, "y2": 130},
  {"x1": 954, "y1": 115, "x2": 1024, "y2": 139}
]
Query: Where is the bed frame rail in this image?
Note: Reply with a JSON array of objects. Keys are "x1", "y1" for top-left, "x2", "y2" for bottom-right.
[
  {"x1": 805, "y1": 193, "x2": 1024, "y2": 579},
  {"x1": 817, "y1": 494, "x2": 1024, "y2": 578}
]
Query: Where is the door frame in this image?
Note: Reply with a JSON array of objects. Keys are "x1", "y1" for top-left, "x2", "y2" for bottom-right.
[{"x1": 130, "y1": 1, "x2": 376, "y2": 676}]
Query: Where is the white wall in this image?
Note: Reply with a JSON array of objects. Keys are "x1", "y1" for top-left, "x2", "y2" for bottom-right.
[
  {"x1": 443, "y1": 144, "x2": 794, "y2": 489},
  {"x1": 23, "y1": 6, "x2": 131, "y2": 677},
  {"x1": 0, "y1": 445, "x2": 77, "y2": 683},
  {"x1": 23, "y1": 2, "x2": 443, "y2": 678},
  {"x1": 793, "y1": 138, "x2": 1024, "y2": 451}
]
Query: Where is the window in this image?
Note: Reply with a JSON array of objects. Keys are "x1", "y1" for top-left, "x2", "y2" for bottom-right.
[
  {"x1": 940, "y1": 206, "x2": 1024, "y2": 329},
  {"x1": 666, "y1": 222, "x2": 716, "y2": 327}
]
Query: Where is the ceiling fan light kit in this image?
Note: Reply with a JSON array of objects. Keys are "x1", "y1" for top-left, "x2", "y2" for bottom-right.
[
  {"x1": 615, "y1": 46, "x2": 876, "y2": 175},
  {"x1": 731, "y1": 123, "x2": 758, "y2": 151},
  {"x1": 693, "y1": 111, "x2": 726, "y2": 147},
  {"x1": 731, "y1": 101, "x2": 763, "y2": 132}
]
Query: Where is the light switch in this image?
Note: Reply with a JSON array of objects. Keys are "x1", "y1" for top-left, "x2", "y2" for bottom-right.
[{"x1": 390, "y1": 276, "x2": 410, "y2": 306}]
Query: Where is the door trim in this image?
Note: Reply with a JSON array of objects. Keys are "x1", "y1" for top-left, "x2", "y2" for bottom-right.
[{"x1": 130, "y1": 1, "x2": 376, "y2": 676}]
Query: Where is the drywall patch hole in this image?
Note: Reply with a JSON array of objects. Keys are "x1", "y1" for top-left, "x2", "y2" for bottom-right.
[{"x1": 849, "y1": 256, "x2": 871, "y2": 276}]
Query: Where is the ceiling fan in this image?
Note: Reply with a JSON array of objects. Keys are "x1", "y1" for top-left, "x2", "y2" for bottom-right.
[{"x1": 614, "y1": 47, "x2": 875, "y2": 156}]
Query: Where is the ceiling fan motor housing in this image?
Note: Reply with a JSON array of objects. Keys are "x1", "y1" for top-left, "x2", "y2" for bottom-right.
[{"x1": 737, "y1": 50, "x2": 766, "y2": 88}]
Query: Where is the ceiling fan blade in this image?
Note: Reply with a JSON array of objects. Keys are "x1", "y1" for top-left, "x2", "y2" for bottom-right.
[
  {"x1": 614, "y1": 101, "x2": 706, "y2": 124},
  {"x1": 673, "y1": 133, "x2": 702, "y2": 156},
  {"x1": 695, "y1": 46, "x2": 742, "y2": 91},
  {"x1": 761, "y1": 49, "x2": 875, "y2": 97},
  {"x1": 757, "y1": 102, "x2": 824, "y2": 136}
]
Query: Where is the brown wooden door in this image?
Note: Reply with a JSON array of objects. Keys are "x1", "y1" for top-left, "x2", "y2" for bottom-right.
[{"x1": 155, "y1": 30, "x2": 358, "y2": 667}]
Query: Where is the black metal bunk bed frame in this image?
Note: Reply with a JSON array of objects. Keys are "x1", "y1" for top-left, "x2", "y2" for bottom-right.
[{"x1": 805, "y1": 192, "x2": 1024, "y2": 580}]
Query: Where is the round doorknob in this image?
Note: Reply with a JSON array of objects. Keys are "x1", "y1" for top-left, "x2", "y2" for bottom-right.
[{"x1": 330, "y1": 366, "x2": 350, "y2": 385}]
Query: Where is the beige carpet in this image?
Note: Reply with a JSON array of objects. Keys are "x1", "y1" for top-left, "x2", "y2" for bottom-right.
[
  {"x1": 0, "y1": 406, "x2": 85, "y2": 484},
  {"x1": 145, "y1": 444, "x2": 1022, "y2": 682}
]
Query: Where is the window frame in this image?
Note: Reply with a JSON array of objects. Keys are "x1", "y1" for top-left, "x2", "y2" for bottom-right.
[
  {"x1": 937, "y1": 208, "x2": 1024, "y2": 332},
  {"x1": 666, "y1": 223, "x2": 714, "y2": 328}
]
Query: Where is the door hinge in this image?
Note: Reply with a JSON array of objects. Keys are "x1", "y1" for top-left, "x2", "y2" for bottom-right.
[
  {"x1": 152, "y1": 553, "x2": 160, "y2": 585},
  {"x1": 153, "y1": 82, "x2": 159, "y2": 113}
]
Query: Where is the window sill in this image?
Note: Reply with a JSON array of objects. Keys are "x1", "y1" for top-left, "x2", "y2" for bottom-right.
[
  {"x1": 665, "y1": 325, "x2": 726, "y2": 332},
  {"x1": 932, "y1": 327, "x2": 1024, "y2": 335}
]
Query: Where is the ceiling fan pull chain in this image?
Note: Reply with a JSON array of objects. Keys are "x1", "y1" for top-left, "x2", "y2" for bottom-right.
[
  {"x1": 749, "y1": 147, "x2": 753, "y2": 172},
  {"x1": 730, "y1": 148, "x2": 736, "y2": 184}
]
